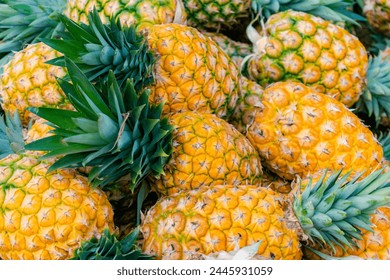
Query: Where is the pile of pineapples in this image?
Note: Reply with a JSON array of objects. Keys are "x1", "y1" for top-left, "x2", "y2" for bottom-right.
[{"x1": 0, "y1": 0, "x2": 390, "y2": 260}]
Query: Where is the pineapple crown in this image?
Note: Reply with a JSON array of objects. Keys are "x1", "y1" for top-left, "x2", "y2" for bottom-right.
[
  {"x1": 71, "y1": 227, "x2": 153, "y2": 260},
  {"x1": 293, "y1": 169, "x2": 390, "y2": 252},
  {"x1": 378, "y1": 131, "x2": 390, "y2": 161},
  {"x1": 354, "y1": 52, "x2": 390, "y2": 126},
  {"x1": 25, "y1": 58, "x2": 173, "y2": 191},
  {"x1": 0, "y1": 0, "x2": 65, "y2": 70},
  {"x1": 0, "y1": 111, "x2": 25, "y2": 159},
  {"x1": 251, "y1": 0, "x2": 364, "y2": 25},
  {"x1": 41, "y1": 8, "x2": 155, "y2": 91}
]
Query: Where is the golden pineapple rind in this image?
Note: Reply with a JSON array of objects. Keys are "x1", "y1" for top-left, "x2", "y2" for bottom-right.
[
  {"x1": 147, "y1": 24, "x2": 240, "y2": 119},
  {"x1": 141, "y1": 184, "x2": 302, "y2": 260},
  {"x1": 0, "y1": 153, "x2": 115, "y2": 260},
  {"x1": 246, "y1": 81, "x2": 384, "y2": 180},
  {"x1": 152, "y1": 111, "x2": 263, "y2": 196}
]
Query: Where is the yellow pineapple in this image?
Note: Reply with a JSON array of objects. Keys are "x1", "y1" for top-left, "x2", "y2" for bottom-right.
[
  {"x1": 363, "y1": 0, "x2": 390, "y2": 36},
  {"x1": 6, "y1": 12, "x2": 240, "y2": 125},
  {"x1": 145, "y1": 23, "x2": 240, "y2": 118},
  {"x1": 0, "y1": 43, "x2": 72, "y2": 125},
  {"x1": 245, "y1": 81, "x2": 384, "y2": 180},
  {"x1": 140, "y1": 170, "x2": 390, "y2": 259},
  {"x1": 65, "y1": 0, "x2": 187, "y2": 32},
  {"x1": 151, "y1": 111, "x2": 263, "y2": 196},
  {"x1": 243, "y1": 10, "x2": 368, "y2": 108},
  {"x1": 0, "y1": 113, "x2": 115, "y2": 260}
]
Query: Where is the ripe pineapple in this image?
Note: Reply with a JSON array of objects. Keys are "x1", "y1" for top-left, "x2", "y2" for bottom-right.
[
  {"x1": 140, "y1": 169, "x2": 390, "y2": 259},
  {"x1": 363, "y1": 0, "x2": 390, "y2": 36},
  {"x1": 243, "y1": 10, "x2": 368, "y2": 108},
  {"x1": 182, "y1": 0, "x2": 360, "y2": 31},
  {"x1": 65, "y1": 0, "x2": 187, "y2": 32},
  {"x1": 245, "y1": 81, "x2": 384, "y2": 180},
  {"x1": 0, "y1": 42, "x2": 72, "y2": 125},
  {"x1": 152, "y1": 111, "x2": 263, "y2": 196},
  {"x1": 26, "y1": 60, "x2": 262, "y2": 196},
  {"x1": 40, "y1": 11, "x2": 240, "y2": 120},
  {"x1": 0, "y1": 112, "x2": 115, "y2": 260}
]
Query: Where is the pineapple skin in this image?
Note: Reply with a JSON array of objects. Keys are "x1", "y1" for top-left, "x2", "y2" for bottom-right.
[
  {"x1": 0, "y1": 153, "x2": 115, "y2": 260},
  {"x1": 146, "y1": 24, "x2": 240, "y2": 119},
  {"x1": 151, "y1": 111, "x2": 263, "y2": 196},
  {"x1": 230, "y1": 76, "x2": 264, "y2": 134},
  {"x1": 0, "y1": 43, "x2": 73, "y2": 125},
  {"x1": 203, "y1": 32, "x2": 252, "y2": 67},
  {"x1": 364, "y1": 0, "x2": 390, "y2": 37},
  {"x1": 246, "y1": 81, "x2": 384, "y2": 180},
  {"x1": 65, "y1": 0, "x2": 187, "y2": 32},
  {"x1": 141, "y1": 184, "x2": 302, "y2": 260},
  {"x1": 182, "y1": 0, "x2": 250, "y2": 30},
  {"x1": 245, "y1": 10, "x2": 368, "y2": 108}
]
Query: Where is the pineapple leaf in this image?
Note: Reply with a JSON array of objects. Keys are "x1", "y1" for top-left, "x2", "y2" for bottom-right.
[
  {"x1": 26, "y1": 61, "x2": 173, "y2": 191},
  {"x1": 71, "y1": 228, "x2": 153, "y2": 260},
  {"x1": 294, "y1": 169, "x2": 390, "y2": 253},
  {"x1": 42, "y1": 8, "x2": 155, "y2": 91}
]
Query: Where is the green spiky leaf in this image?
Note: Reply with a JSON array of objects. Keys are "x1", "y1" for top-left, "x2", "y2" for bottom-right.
[
  {"x1": 41, "y1": 8, "x2": 155, "y2": 91},
  {"x1": 355, "y1": 52, "x2": 390, "y2": 127},
  {"x1": 294, "y1": 169, "x2": 390, "y2": 253},
  {"x1": 26, "y1": 58, "x2": 173, "y2": 191},
  {"x1": 71, "y1": 228, "x2": 153, "y2": 260}
]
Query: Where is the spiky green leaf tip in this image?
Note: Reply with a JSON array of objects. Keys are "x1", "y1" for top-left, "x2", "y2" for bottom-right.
[
  {"x1": 25, "y1": 58, "x2": 173, "y2": 191},
  {"x1": 41, "y1": 8, "x2": 155, "y2": 91},
  {"x1": 293, "y1": 168, "x2": 390, "y2": 253},
  {"x1": 0, "y1": 111, "x2": 25, "y2": 159},
  {"x1": 71, "y1": 228, "x2": 153, "y2": 260},
  {"x1": 355, "y1": 52, "x2": 390, "y2": 126}
]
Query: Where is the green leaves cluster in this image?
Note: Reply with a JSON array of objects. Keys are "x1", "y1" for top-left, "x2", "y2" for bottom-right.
[
  {"x1": 294, "y1": 169, "x2": 390, "y2": 252},
  {"x1": 355, "y1": 52, "x2": 390, "y2": 127},
  {"x1": 71, "y1": 228, "x2": 153, "y2": 260},
  {"x1": 0, "y1": 0, "x2": 65, "y2": 70},
  {"x1": 0, "y1": 111, "x2": 25, "y2": 159},
  {"x1": 26, "y1": 59, "x2": 173, "y2": 191},
  {"x1": 42, "y1": 8, "x2": 155, "y2": 91}
]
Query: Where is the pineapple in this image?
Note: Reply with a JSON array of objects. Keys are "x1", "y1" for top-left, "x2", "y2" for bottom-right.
[
  {"x1": 140, "y1": 169, "x2": 390, "y2": 259},
  {"x1": 26, "y1": 11, "x2": 240, "y2": 121},
  {"x1": 0, "y1": 112, "x2": 115, "y2": 260},
  {"x1": 203, "y1": 32, "x2": 252, "y2": 67},
  {"x1": 245, "y1": 81, "x2": 384, "y2": 180},
  {"x1": 363, "y1": 0, "x2": 390, "y2": 36},
  {"x1": 182, "y1": 0, "x2": 360, "y2": 31},
  {"x1": 65, "y1": 0, "x2": 187, "y2": 32},
  {"x1": 152, "y1": 111, "x2": 263, "y2": 196},
  {"x1": 261, "y1": 168, "x2": 292, "y2": 194},
  {"x1": 0, "y1": 42, "x2": 72, "y2": 125},
  {"x1": 26, "y1": 60, "x2": 263, "y2": 196},
  {"x1": 243, "y1": 10, "x2": 368, "y2": 108}
]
